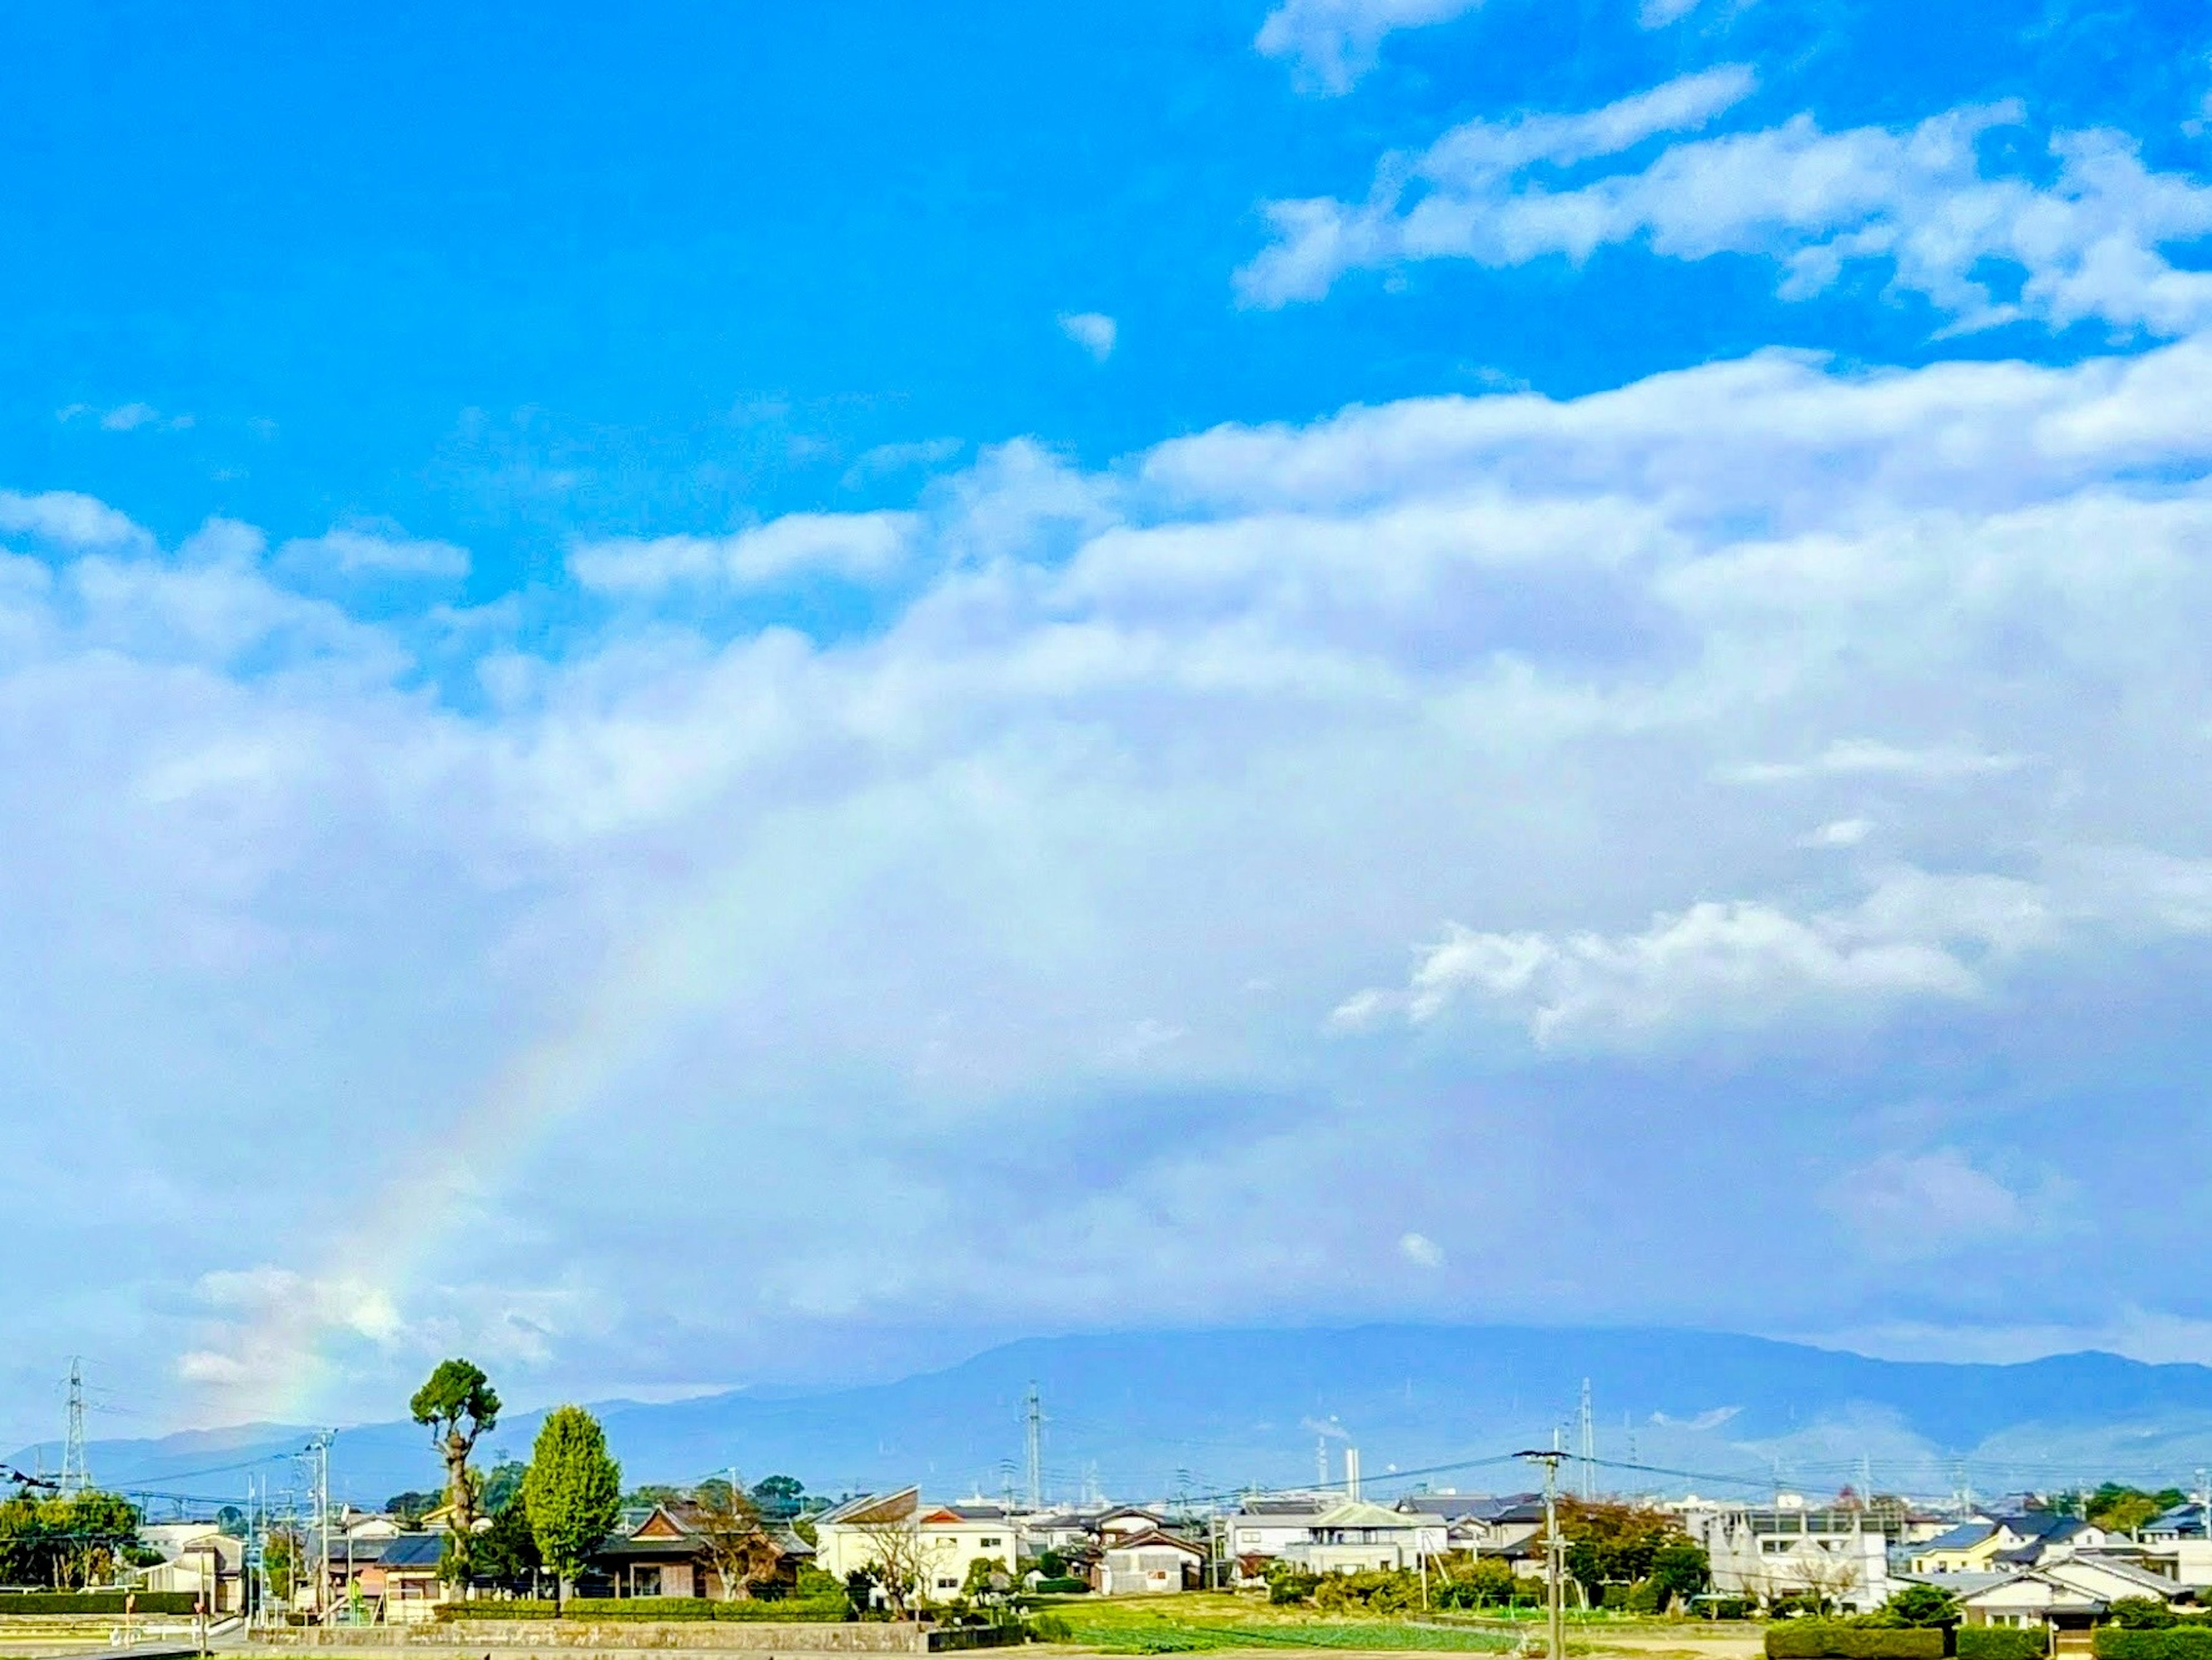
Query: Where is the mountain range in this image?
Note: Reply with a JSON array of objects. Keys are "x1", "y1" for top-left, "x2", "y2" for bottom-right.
[{"x1": 18, "y1": 1326, "x2": 2212, "y2": 1516}]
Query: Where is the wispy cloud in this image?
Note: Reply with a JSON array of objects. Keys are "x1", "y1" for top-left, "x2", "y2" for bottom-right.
[
  {"x1": 276, "y1": 524, "x2": 472, "y2": 580},
  {"x1": 1058, "y1": 311, "x2": 1119, "y2": 363},
  {"x1": 569, "y1": 509, "x2": 918, "y2": 593},
  {"x1": 58, "y1": 401, "x2": 195, "y2": 433},
  {"x1": 1239, "y1": 78, "x2": 2212, "y2": 336},
  {"x1": 1254, "y1": 0, "x2": 1487, "y2": 94}
]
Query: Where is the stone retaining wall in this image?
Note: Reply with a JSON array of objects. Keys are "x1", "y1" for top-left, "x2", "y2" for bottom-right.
[{"x1": 249, "y1": 1623, "x2": 1018, "y2": 1655}]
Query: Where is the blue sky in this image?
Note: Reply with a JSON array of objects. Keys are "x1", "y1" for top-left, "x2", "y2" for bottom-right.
[{"x1": 5, "y1": 0, "x2": 2212, "y2": 1441}]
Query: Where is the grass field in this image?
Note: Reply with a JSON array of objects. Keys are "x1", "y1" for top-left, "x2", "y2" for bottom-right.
[
  {"x1": 1035, "y1": 1593, "x2": 1550, "y2": 1654},
  {"x1": 1028, "y1": 1594, "x2": 1762, "y2": 1658}
]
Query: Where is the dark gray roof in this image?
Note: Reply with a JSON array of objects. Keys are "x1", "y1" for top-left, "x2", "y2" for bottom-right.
[
  {"x1": 1239, "y1": 1499, "x2": 1325, "y2": 1517},
  {"x1": 378, "y1": 1534, "x2": 446, "y2": 1568}
]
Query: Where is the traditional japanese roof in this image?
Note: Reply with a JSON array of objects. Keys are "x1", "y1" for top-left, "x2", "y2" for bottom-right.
[{"x1": 1103, "y1": 1529, "x2": 1207, "y2": 1557}]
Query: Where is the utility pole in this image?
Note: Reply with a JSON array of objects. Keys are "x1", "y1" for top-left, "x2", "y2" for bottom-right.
[
  {"x1": 60, "y1": 1359, "x2": 90, "y2": 1495},
  {"x1": 309, "y1": 1432, "x2": 333, "y2": 1625},
  {"x1": 1518, "y1": 1439, "x2": 1569, "y2": 1660},
  {"x1": 1024, "y1": 1385, "x2": 1044, "y2": 1511},
  {"x1": 1316, "y1": 1436, "x2": 1330, "y2": 1489}
]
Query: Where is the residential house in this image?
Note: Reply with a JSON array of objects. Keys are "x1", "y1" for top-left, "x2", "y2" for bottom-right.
[
  {"x1": 1024, "y1": 1510, "x2": 1110, "y2": 1554},
  {"x1": 1225, "y1": 1498, "x2": 1328, "y2": 1572},
  {"x1": 2138, "y1": 1505, "x2": 2212, "y2": 1589},
  {"x1": 135, "y1": 1523, "x2": 245, "y2": 1614},
  {"x1": 1281, "y1": 1501, "x2": 1448, "y2": 1576},
  {"x1": 1096, "y1": 1530, "x2": 1209, "y2": 1595},
  {"x1": 1911, "y1": 1521, "x2": 2012, "y2": 1576},
  {"x1": 1095, "y1": 1509, "x2": 1166, "y2": 1546},
  {"x1": 373, "y1": 1534, "x2": 451, "y2": 1624},
  {"x1": 578, "y1": 1503, "x2": 815, "y2": 1600},
  {"x1": 1914, "y1": 1515, "x2": 2123, "y2": 1578},
  {"x1": 813, "y1": 1491, "x2": 1020, "y2": 1606},
  {"x1": 1937, "y1": 1555, "x2": 2194, "y2": 1644},
  {"x1": 1684, "y1": 1501, "x2": 1893, "y2": 1612},
  {"x1": 1395, "y1": 1494, "x2": 1546, "y2": 1559}
]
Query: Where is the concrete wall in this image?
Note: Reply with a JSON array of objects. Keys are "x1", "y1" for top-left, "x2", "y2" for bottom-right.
[{"x1": 250, "y1": 1621, "x2": 1020, "y2": 1654}]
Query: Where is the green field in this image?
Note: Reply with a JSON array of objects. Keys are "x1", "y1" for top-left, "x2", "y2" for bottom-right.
[{"x1": 1031, "y1": 1593, "x2": 1530, "y2": 1654}]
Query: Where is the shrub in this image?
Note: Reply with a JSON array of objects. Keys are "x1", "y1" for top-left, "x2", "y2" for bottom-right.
[
  {"x1": 2112, "y1": 1603, "x2": 2183, "y2": 1632},
  {"x1": 1033, "y1": 1577, "x2": 1089, "y2": 1595},
  {"x1": 1957, "y1": 1629, "x2": 2047, "y2": 1660},
  {"x1": 0, "y1": 1593, "x2": 203, "y2": 1616},
  {"x1": 1028, "y1": 1614, "x2": 1075, "y2": 1643},
  {"x1": 1766, "y1": 1622, "x2": 1950, "y2": 1659},
  {"x1": 2095, "y1": 1632, "x2": 2212, "y2": 1660}
]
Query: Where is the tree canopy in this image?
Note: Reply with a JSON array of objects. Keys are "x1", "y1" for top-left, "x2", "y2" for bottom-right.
[
  {"x1": 1556, "y1": 1499, "x2": 1700, "y2": 1605},
  {"x1": 410, "y1": 1357, "x2": 501, "y2": 1573},
  {"x1": 0, "y1": 1491, "x2": 144, "y2": 1589},
  {"x1": 523, "y1": 1404, "x2": 623, "y2": 1594}
]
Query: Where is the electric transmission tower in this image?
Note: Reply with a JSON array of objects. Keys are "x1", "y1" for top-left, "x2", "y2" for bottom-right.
[
  {"x1": 1577, "y1": 1378, "x2": 1594, "y2": 1500},
  {"x1": 1023, "y1": 1383, "x2": 1044, "y2": 1510},
  {"x1": 59, "y1": 1360, "x2": 90, "y2": 1495}
]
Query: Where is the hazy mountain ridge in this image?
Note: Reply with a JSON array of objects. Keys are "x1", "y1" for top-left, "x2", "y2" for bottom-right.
[{"x1": 19, "y1": 1325, "x2": 2212, "y2": 1510}]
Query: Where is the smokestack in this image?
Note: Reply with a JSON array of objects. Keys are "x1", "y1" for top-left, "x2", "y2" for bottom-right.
[{"x1": 1346, "y1": 1447, "x2": 1362, "y2": 1501}]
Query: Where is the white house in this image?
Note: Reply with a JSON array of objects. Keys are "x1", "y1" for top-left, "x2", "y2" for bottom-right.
[
  {"x1": 1281, "y1": 1501, "x2": 1448, "y2": 1575},
  {"x1": 1226, "y1": 1498, "x2": 1328, "y2": 1566},
  {"x1": 812, "y1": 1491, "x2": 1020, "y2": 1606},
  {"x1": 1948, "y1": 1556, "x2": 2191, "y2": 1633}
]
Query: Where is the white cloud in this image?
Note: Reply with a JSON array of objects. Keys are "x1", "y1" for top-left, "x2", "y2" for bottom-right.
[
  {"x1": 1726, "y1": 739, "x2": 2025, "y2": 783},
  {"x1": 1330, "y1": 874, "x2": 2035, "y2": 1048},
  {"x1": 1638, "y1": 0, "x2": 1709, "y2": 24},
  {"x1": 1240, "y1": 81, "x2": 2212, "y2": 337},
  {"x1": 277, "y1": 524, "x2": 471, "y2": 580},
  {"x1": 1254, "y1": 0, "x2": 1486, "y2": 93},
  {"x1": 0, "y1": 489, "x2": 154, "y2": 553},
  {"x1": 14, "y1": 331, "x2": 2212, "y2": 1419},
  {"x1": 1825, "y1": 1148, "x2": 2040, "y2": 1258},
  {"x1": 843, "y1": 438, "x2": 963, "y2": 487},
  {"x1": 568, "y1": 509, "x2": 918, "y2": 593},
  {"x1": 1806, "y1": 818, "x2": 1874, "y2": 848},
  {"x1": 57, "y1": 401, "x2": 195, "y2": 433},
  {"x1": 1059, "y1": 311, "x2": 1119, "y2": 362},
  {"x1": 1399, "y1": 1231, "x2": 1446, "y2": 1268}
]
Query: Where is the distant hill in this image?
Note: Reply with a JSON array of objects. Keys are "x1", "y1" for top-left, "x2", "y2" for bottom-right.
[{"x1": 20, "y1": 1325, "x2": 2212, "y2": 1512}]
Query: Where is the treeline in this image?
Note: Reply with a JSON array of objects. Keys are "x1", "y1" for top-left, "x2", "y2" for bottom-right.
[
  {"x1": 1264, "y1": 1500, "x2": 1713, "y2": 1614},
  {"x1": 0, "y1": 1492, "x2": 151, "y2": 1590}
]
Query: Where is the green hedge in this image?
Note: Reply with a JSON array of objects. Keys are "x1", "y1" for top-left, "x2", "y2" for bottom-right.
[
  {"x1": 1957, "y1": 1629, "x2": 2047, "y2": 1660},
  {"x1": 440, "y1": 1597, "x2": 851, "y2": 1624},
  {"x1": 1767, "y1": 1624, "x2": 1950, "y2": 1659},
  {"x1": 440, "y1": 1602, "x2": 559, "y2": 1620},
  {"x1": 1033, "y1": 1578, "x2": 1089, "y2": 1595},
  {"x1": 0, "y1": 1593, "x2": 203, "y2": 1616},
  {"x1": 2095, "y1": 1632, "x2": 2212, "y2": 1660}
]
